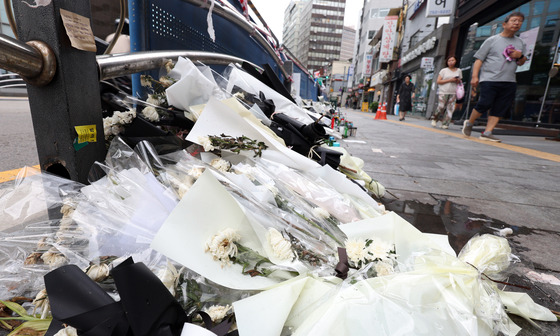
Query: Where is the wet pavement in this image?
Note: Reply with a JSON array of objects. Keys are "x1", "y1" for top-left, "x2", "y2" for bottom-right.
[{"x1": 337, "y1": 107, "x2": 560, "y2": 334}]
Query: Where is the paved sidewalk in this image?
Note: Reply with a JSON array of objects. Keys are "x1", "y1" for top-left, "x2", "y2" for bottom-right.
[{"x1": 337, "y1": 108, "x2": 560, "y2": 334}]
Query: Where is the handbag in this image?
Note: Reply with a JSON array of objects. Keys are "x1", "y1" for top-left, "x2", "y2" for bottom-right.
[{"x1": 456, "y1": 81, "x2": 465, "y2": 100}]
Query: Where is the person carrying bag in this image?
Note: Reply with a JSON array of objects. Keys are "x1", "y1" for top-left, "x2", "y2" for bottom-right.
[{"x1": 432, "y1": 56, "x2": 462, "y2": 129}]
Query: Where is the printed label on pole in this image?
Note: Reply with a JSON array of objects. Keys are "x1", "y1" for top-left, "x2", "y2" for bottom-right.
[
  {"x1": 60, "y1": 9, "x2": 97, "y2": 52},
  {"x1": 74, "y1": 125, "x2": 97, "y2": 143}
]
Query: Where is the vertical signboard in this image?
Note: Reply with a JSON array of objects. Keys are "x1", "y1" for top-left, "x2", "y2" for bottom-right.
[
  {"x1": 363, "y1": 54, "x2": 373, "y2": 76},
  {"x1": 426, "y1": 0, "x2": 455, "y2": 17},
  {"x1": 380, "y1": 16, "x2": 398, "y2": 63}
]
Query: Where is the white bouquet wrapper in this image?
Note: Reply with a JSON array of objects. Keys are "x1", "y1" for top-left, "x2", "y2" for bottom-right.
[
  {"x1": 151, "y1": 170, "x2": 281, "y2": 290},
  {"x1": 224, "y1": 66, "x2": 315, "y2": 124},
  {"x1": 166, "y1": 57, "x2": 227, "y2": 114},
  {"x1": 186, "y1": 97, "x2": 319, "y2": 171}
]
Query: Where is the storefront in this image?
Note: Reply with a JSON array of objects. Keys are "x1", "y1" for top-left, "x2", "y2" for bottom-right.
[
  {"x1": 399, "y1": 24, "x2": 451, "y2": 118},
  {"x1": 453, "y1": 0, "x2": 560, "y2": 125}
]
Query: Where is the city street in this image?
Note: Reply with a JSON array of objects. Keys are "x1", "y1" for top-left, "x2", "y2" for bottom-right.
[{"x1": 1, "y1": 101, "x2": 559, "y2": 334}]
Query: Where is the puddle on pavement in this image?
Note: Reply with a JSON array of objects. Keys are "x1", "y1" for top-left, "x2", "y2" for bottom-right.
[{"x1": 383, "y1": 199, "x2": 530, "y2": 255}]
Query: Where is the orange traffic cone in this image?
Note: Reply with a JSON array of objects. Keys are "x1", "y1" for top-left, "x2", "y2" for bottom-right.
[
  {"x1": 374, "y1": 104, "x2": 383, "y2": 119},
  {"x1": 377, "y1": 102, "x2": 388, "y2": 120}
]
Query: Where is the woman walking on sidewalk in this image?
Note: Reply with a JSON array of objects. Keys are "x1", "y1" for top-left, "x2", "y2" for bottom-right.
[
  {"x1": 432, "y1": 56, "x2": 462, "y2": 129},
  {"x1": 397, "y1": 75, "x2": 414, "y2": 121}
]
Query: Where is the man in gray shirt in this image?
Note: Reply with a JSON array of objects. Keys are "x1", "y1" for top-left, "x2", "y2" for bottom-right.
[{"x1": 462, "y1": 12, "x2": 527, "y2": 142}]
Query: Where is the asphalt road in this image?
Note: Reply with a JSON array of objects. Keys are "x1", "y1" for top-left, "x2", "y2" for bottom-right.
[{"x1": 0, "y1": 98, "x2": 38, "y2": 172}]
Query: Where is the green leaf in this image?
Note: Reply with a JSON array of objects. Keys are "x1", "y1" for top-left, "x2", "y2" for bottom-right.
[
  {"x1": 7, "y1": 319, "x2": 51, "y2": 336},
  {"x1": 0, "y1": 320, "x2": 12, "y2": 330},
  {"x1": 0, "y1": 301, "x2": 29, "y2": 318}
]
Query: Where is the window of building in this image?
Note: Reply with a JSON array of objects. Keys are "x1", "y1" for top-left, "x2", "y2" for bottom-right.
[
  {"x1": 541, "y1": 30, "x2": 554, "y2": 43},
  {"x1": 545, "y1": 14, "x2": 559, "y2": 27},
  {"x1": 475, "y1": 26, "x2": 492, "y2": 37},
  {"x1": 533, "y1": 1, "x2": 545, "y2": 15},
  {"x1": 530, "y1": 17, "x2": 541, "y2": 28}
]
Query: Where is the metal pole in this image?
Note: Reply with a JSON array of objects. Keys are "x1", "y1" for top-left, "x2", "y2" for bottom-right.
[
  {"x1": 536, "y1": 38, "x2": 560, "y2": 124},
  {"x1": 97, "y1": 51, "x2": 262, "y2": 80},
  {"x1": 13, "y1": 0, "x2": 106, "y2": 184},
  {"x1": 0, "y1": 34, "x2": 43, "y2": 78}
]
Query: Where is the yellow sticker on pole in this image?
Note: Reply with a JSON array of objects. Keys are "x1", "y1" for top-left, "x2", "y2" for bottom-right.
[{"x1": 74, "y1": 125, "x2": 97, "y2": 143}]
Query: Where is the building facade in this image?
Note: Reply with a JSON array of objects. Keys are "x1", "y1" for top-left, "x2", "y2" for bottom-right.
[
  {"x1": 283, "y1": 1, "x2": 306, "y2": 59},
  {"x1": 352, "y1": 0, "x2": 396, "y2": 89},
  {"x1": 451, "y1": 0, "x2": 560, "y2": 126},
  {"x1": 398, "y1": 0, "x2": 451, "y2": 118},
  {"x1": 283, "y1": 0, "x2": 346, "y2": 73},
  {"x1": 340, "y1": 25, "x2": 356, "y2": 62}
]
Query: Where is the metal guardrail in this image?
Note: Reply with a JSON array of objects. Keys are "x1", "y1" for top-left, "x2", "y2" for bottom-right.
[
  {"x1": 0, "y1": 73, "x2": 26, "y2": 89},
  {"x1": 97, "y1": 50, "x2": 262, "y2": 80},
  {"x1": 1, "y1": 31, "x2": 264, "y2": 85}
]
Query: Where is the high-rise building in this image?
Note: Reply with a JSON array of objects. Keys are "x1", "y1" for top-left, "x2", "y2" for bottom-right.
[
  {"x1": 340, "y1": 25, "x2": 356, "y2": 62},
  {"x1": 283, "y1": 0, "x2": 346, "y2": 74},
  {"x1": 283, "y1": 1, "x2": 306, "y2": 59}
]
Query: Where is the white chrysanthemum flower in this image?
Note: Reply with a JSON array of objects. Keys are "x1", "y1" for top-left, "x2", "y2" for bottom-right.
[
  {"x1": 164, "y1": 60, "x2": 175, "y2": 74},
  {"x1": 140, "y1": 75, "x2": 152, "y2": 87},
  {"x1": 86, "y1": 263, "x2": 110, "y2": 282},
  {"x1": 198, "y1": 136, "x2": 215, "y2": 151},
  {"x1": 265, "y1": 184, "x2": 279, "y2": 196},
  {"x1": 374, "y1": 261, "x2": 395, "y2": 276},
  {"x1": 233, "y1": 163, "x2": 257, "y2": 181},
  {"x1": 345, "y1": 239, "x2": 367, "y2": 265},
  {"x1": 157, "y1": 261, "x2": 181, "y2": 296},
  {"x1": 167, "y1": 173, "x2": 194, "y2": 198},
  {"x1": 146, "y1": 95, "x2": 161, "y2": 106},
  {"x1": 312, "y1": 207, "x2": 330, "y2": 219},
  {"x1": 233, "y1": 91, "x2": 245, "y2": 100},
  {"x1": 159, "y1": 76, "x2": 174, "y2": 87},
  {"x1": 187, "y1": 166, "x2": 205, "y2": 179},
  {"x1": 113, "y1": 109, "x2": 136, "y2": 124},
  {"x1": 205, "y1": 228, "x2": 241, "y2": 267},
  {"x1": 367, "y1": 239, "x2": 394, "y2": 261},
  {"x1": 32, "y1": 289, "x2": 50, "y2": 319},
  {"x1": 54, "y1": 326, "x2": 78, "y2": 336},
  {"x1": 60, "y1": 203, "x2": 75, "y2": 217},
  {"x1": 210, "y1": 158, "x2": 230, "y2": 173},
  {"x1": 266, "y1": 228, "x2": 294, "y2": 261},
  {"x1": 203, "y1": 304, "x2": 231, "y2": 323},
  {"x1": 142, "y1": 106, "x2": 160, "y2": 122},
  {"x1": 41, "y1": 250, "x2": 67, "y2": 267}
]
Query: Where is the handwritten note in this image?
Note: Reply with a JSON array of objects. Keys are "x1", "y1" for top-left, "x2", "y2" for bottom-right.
[{"x1": 60, "y1": 9, "x2": 96, "y2": 52}]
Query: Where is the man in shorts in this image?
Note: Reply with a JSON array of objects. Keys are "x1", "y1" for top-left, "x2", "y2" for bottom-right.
[{"x1": 462, "y1": 12, "x2": 527, "y2": 142}]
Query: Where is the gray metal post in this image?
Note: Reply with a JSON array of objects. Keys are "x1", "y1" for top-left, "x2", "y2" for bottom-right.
[{"x1": 12, "y1": 0, "x2": 106, "y2": 184}]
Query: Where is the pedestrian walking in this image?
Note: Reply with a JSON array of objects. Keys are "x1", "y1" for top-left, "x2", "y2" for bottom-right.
[
  {"x1": 397, "y1": 75, "x2": 414, "y2": 121},
  {"x1": 462, "y1": 12, "x2": 527, "y2": 142},
  {"x1": 432, "y1": 56, "x2": 462, "y2": 129}
]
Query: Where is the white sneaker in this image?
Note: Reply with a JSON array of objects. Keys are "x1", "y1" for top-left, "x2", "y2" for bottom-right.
[
  {"x1": 442, "y1": 125, "x2": 449, "y2": 129},
  {"x1": 431, "y1": 120, "x2": 437, "y2": 127}
]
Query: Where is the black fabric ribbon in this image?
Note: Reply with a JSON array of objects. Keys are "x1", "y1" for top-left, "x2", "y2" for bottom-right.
[
  {"x1": 44, "y1": 257, "x2": 188, "y2": 336},
  {"x1": 335, "y1": 247, "x2": 350, "y2": 280}
]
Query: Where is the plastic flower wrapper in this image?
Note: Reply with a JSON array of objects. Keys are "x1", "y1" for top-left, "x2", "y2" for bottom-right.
[
  {"x1": 222, "y1": 65, "x2": 315, "y2": 124},
  {"x1": 165, "y1": 56, "x2": 228, "y2": 117},
  {"x1": 328, "y1": 146, "x2": 386, "y2": 198},
  {"x1": 0, "y1": 168, "x2": 89, "y2": 299},
  {"x1": 147, "y1": 150, "x2": 333, "y2": 275},
  {"x1": 186, "y1": 96, "x2": 319, "y2": 171},
  {"x1": 233, "y1": 274, "x2": 340, "y2": 336},
  {"x1": 253, "y1": 158, "x2": 363, "y2": 224},
  {"x1": 458, "y1": 234, "x2": 519, "y2": 280}
]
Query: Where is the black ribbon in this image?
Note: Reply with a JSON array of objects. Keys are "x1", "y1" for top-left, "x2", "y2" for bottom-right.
[
  {"x1": 335, "y1": 247, "x2": 350, "y2": 280},
  {"x1": 44, "y1": 257, "x2": 188, "y2": 336}
]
